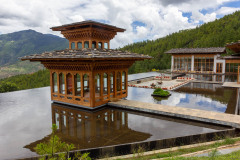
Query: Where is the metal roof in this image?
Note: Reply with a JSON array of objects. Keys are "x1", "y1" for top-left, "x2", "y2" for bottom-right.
[{"x1": 165, "y1": 47, "x2": 226, "y2": 54}]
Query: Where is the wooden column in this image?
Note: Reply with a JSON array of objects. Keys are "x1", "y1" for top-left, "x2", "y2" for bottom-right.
[
  {"x1": 108, "y1": 42, "x2": 110, "y2": 49},
  {"x1": 107, "y1": 72, "x2": 110, "y2": 99},
  {"x1": 89, "y1": 40, "x2": 92, "y2": 49},
  {"x1": 81, "y1": 73, "x2": 84, "y2": 98},
  {"x1": 82, "y1": 41, "x2": 84, "y2": 49},
  {"x1": 69, "y1": 42, "x2": 71, "y2": 49},
  {"x1": 120, "y1": 71, "x2": 122, "y2": 96},
  {"x1": 100, "y1": 73, "x2": 103, "y2": 100},
  {"x1": 114, "y1": 71, "x2": 117, "y2": 98},
  {"x1": 64, "y1": 72, "x2": 67, "y2": 96},
  {"x1": 50, "y1": 71, "x2": 53, "y2": 99},
  {"x1": 57, "y1": 72, "x2": 60, "y2": 95},
  {"x1": 126, "y1": 69, "x2": 128, "y2": 96},
  {"x1": 72, "y1": 73, "x2": 75, "y2": 96},
  {"x1": 75, "y1": 42, "x2": 77, "y2": 49},
  {"x1": 96, "y1": 41, "x2": 99, "y2": 49},
  {"x1": 89, "y1": 71, "x2": 95, "y2": 107}
]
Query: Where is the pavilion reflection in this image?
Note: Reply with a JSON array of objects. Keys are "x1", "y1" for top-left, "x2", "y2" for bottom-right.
[
  {"x1": 52, "y1": 103, "x2": 151, "y2": 148},
  {"x1": 24, "y1": 103, "x2": 151, "y2": 152}
]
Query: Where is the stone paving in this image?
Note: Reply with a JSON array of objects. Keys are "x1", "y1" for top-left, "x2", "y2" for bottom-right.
[
  {"x1": 134, "y1": 79, "x2": 182, "y2": 89},
  {"x1": 109, "y1": 99, "x2": 240, "y2": 129},
  {"x1": 223, "y1": 82, "x2": 240, "y2": 88}
]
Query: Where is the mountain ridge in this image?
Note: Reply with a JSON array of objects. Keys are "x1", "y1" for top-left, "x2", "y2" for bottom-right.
[{"x1": 0, "y1": 29, "x2": 68, "y2": 66}]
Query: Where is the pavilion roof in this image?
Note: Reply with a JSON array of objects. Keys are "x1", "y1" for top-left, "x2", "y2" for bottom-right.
[
  {"x1": 20, "y1": 48, "x2": 152, "y2": 62},
  {"x1": 51, "y1": 20, "x2": 125, "y2": 32},
  {"x1": 219, "y1": 53, "x2": 240, "y2": 60},
  {"x1": 165, "y1": 47, "x2": 226, "y2": 54},
  {"x1": 226, "y1": 41, "x2": 240, "y2": 53}
]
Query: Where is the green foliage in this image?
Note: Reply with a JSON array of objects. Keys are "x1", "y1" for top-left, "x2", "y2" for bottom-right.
[
  {"x1": 0, "y1": 69, "x2": 50, "y2": 92},
  {"x1": 35, "y1": 124, "x2": 91, "y2": 160},
  {"x1": 153, "y1": 88, "x2": 170, "y2": 96},
  {"x1": 0, "y1": 81, "x2": 18, "y2": 93},
  {"x1": 121, "y1": 11, "x2": 240, "y2": 74}
]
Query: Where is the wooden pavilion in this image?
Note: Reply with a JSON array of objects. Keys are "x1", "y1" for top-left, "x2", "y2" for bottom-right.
[{"x1": 21, "y1": 21, "x2": 151, "y2": 108}]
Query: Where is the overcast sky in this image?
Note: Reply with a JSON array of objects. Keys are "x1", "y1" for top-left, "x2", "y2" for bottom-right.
[{"x1": 0, "y1": 0, "x2": 240, "y2": 48}]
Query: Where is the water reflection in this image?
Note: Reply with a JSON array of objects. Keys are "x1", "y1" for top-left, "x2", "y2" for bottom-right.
[
  {"x1": 24, "y1": 103, "x2": 151, "y2": 152},
  {"x1": 24, "y1": 103, "x2": 224, "y2": 154},
  {"x1": 127, "y1": 83, "x2": 238, "y2": 114}
]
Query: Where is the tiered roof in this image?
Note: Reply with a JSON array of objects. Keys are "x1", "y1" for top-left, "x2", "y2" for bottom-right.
[
  {"x1": 51, "y1": 20, "x2": 125, "y2": 32},
  {"x1": 21, "y1": 48, "x2": 152, "y2": 61}
]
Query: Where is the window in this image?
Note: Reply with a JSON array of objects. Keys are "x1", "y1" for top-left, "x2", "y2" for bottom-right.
[
  {"x1": 52, "y1": 72, "x2": 58, "y2": 93},
  {"x1": 92, "y1": 41, "x2": 96, "y2": 48},
  {"x1": 110, "y1": 73, "x2": 114, "y2": 93},
  {"x1": 83, "y1": 74, "x2": 89, "y2": 97},
  {"x1": 104, "y1": 42, "x2": 108, "y2": 49},
  {"x1": 103, "y1": 73, "x2": 108, "y2": 95},
  {"x1": 74, "y1": 74, "x2": 81, "y2": 96},
  {"x1": 173, "y1": 56, "x2": 192, "y2": 72},
  {"x1": 194, "y1": 56, "x2": 213, "y2": 72},
  {"x1": 117, "y1": 72, "x2": 121, "y2": 91},
  {"x1": 98, "y1": 42, "x2": 102, "y2": 49},
  {"x1": 95, "y1": 74, "x2": 101, "y2": 97},
  {"x1": 77, "y1": 42, "x2": 82, "y2": 49},
  {"x1": 122, "y1": 71, "x2": 126, "y2": 90},
  {"x1": 66, "y1": 73, "x2": 73, "y2": 95},
  {"x1": 59, "y1": 73, "x2": 65, "y2": 94},
  {"x1": 84, "y1": 41, "x2": 89, "y2": 48},
  {"x1": 71, "y1": 42, "x2": 75, "y2": 49}
]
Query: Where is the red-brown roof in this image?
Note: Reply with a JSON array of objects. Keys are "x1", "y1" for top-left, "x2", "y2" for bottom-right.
[
  {"x1": 226, "y1": 41, "x2": 240, "y2": 53},
  {"x1": 51, "y1": 20, "x2": 125, "y2": 32}
]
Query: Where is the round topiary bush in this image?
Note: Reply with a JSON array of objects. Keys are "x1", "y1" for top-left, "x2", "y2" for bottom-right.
[{"x1": 152, "y1": 88, "x2": 170, "y2": 97}]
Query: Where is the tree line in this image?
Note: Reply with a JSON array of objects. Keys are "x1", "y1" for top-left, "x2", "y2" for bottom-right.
[{"x1": 1, "y1": 11, "x2": 240, "y2": 92}]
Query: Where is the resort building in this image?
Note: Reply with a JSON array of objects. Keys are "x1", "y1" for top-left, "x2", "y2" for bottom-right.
[
  {"x1": 21, "y1": 21, "x2": 151, "y2": 108},
  {"x1": 166, "y1": 42, "x2": 240, "y2": 83}
]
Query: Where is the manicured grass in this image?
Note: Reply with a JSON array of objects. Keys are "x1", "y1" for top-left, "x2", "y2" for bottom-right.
[
  {"x1": 164, "y1": 149, "x2": 240, "y2": 160},
  {"x1": 117, "y1": 137, "x2": 240, "y2": 160}
]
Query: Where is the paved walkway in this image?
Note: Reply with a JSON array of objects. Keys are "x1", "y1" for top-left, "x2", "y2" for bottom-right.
[
  {"x1": 223, "y1": 82, "x2": 240, "y2": 88},
  {"x1": 134, "y1": 79, "x2": 181, "y2": 88},
  {"x1": 109, "y1": 100, "x2": 240, "y2": 128}
]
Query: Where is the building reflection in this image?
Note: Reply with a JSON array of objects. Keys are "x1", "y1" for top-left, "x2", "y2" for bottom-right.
[
  {"x1": 174, "y1": 83, "x2": 238, "y2": 114},
  {"x1": 24, "y1": 103, "x2": 151, "y2": 152},
  {"x1": 52, "y1": 103, "x2": 151, "y2": 148}
]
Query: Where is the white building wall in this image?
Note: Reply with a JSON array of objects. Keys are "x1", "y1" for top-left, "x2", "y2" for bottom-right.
[
  {"x1": 214, "y1": 54, "x2": 226, "y2": 74},
  {"x1": 171, "y1": 55, "x2": 174, "y2": 72},
  {"x1": 191, "y1": 55, "x2": 194, "y2": 72}
]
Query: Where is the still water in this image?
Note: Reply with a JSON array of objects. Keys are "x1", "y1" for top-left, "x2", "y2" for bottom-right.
[
  {"x1": 0, "y1": 88, "x2": 225, "y2": 159},
  {"x1": 127, "y1": 82, "x2": 238, "y2": 114},
  {"x1": 0, "y1": 72, "x2": 236, "y2": 159}
]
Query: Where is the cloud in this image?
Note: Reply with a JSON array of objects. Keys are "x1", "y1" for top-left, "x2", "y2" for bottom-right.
[
  {"x1": 0, "y1": 0, "x2": 239, "y2": 48},
  {"x1": 216, "y1": 6, "x2": 240, "y2": 15}
]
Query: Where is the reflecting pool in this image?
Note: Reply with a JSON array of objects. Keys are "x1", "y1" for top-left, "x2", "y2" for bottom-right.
[
  {"x1": 0, "y1": 86, "x2": 226, "y2": 159},
  {"x1": 127, "y1": 82, "x2": 238, "y2": 114},
  {"x1": 0, "y1": 72, "x2": 237, "y2": 159}
]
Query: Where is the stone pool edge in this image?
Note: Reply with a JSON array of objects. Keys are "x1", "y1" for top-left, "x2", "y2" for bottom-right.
[{"x1": 109, "y1": 100, "x2": 240, "y2": 129}]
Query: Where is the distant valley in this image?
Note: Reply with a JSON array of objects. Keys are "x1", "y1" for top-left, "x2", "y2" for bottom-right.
[{"x1": 0, "y1": 30, "x2": 68, "y2": 79}]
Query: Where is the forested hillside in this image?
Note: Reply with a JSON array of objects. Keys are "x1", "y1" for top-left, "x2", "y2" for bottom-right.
[
  {"x1": 1, "y1": 11, "x2": 240, "y2": 92},
  {"x1": 0, "y1": 70, "x2": 49, "y2": 93},
  {"x1": 0, "y1": 30, "x2": 68, "y2": 66},
  {"x1": 122, "y1": 11, "x2": 240, "y2": 74}
]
